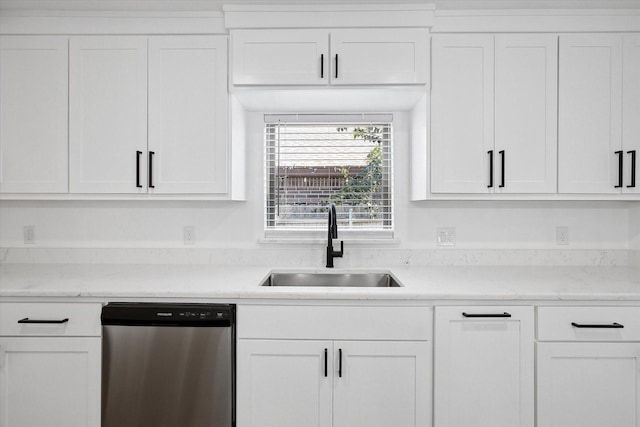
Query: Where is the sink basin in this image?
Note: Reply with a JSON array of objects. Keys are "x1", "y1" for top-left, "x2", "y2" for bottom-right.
[{"x1": 260, "y1": 272, "x2": 402, "y2": 288}]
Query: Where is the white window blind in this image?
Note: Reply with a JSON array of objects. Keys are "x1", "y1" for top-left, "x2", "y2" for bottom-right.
[{"x1": 264, "y1": 114, "x2": 393, "y2": 235}]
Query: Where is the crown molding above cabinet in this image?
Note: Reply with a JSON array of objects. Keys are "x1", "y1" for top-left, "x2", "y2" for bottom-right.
[
  {"x1": 222, "y1": 3, "x2": 435, "y2": 29},
  {"x1": 0, "y1": 10, "x2": 226, "y2": 34}
]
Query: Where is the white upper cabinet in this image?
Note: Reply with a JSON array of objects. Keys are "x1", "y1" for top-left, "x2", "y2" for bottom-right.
[
  {"x1": 431, "y1": 34, "x2": 557, "y2": 195},
  {"x1": 494, "y1": 34, "x2": 558, "y2": 194},
  {"x1": 69, "y1": 36, "x2": 148, "y2": 194},
  {"x1": 0, "y1": 37, "x2": 69, "y2": 194},
  {"x1": 330, "y1": 29, "x2": 428, "y2": 85},
  {"x1": 69, "y1": 36, "x2": 229, "y2": 196},
  {"x1": 232, "y1": 29, "x2": 328, "y2": 86},
  {"x1": 558, "y1": 34, "x2": 637, "y2": 194},
  {"x1": 431, "y1": 35, "x2": 494, "y2": 193},
  {"x1": 623, "y1": 34, "x2": 640, "y2": 194},
  {"x1": 231, "y1": 28, "x2": 428, "y2": 86},
  {"x1": 148, "y1": 36, "x2": 228, "y2": 194}
]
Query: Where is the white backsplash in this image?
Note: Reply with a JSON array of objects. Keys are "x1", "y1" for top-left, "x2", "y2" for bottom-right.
[{"x1": 0, "y1": 247, "x2": 633, "y2": 267}]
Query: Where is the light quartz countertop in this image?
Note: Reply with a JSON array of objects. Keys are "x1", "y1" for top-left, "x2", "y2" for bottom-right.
[{"x1": 1, "y1": 263, "x2": 639, "y2": 302}]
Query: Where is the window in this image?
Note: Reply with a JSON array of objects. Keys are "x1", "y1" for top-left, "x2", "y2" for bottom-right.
[{"x1": 264, "y1": 114, "x2": 393, "y2": 237}]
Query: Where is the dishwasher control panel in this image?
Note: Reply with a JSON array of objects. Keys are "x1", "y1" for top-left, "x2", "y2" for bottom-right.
[
  {"x1": 102, "y1": 303, "x2": 234, "y2": 327},
  {"x1": 176, "y1": 309, "x2": 228, "y2": 320}
]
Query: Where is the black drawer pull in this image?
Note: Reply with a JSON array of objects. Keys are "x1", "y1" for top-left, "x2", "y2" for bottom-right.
[
  {"x1": 615, "y1": 150, "x2": 623, "y2": 188},
  {"x1": 499, "y1": 150, "x2": 505, "y2": 188},
  {"x1": 324, "y1": 348, "x2": 328, "y2": 377},
  {"x1": 18, "y1": 317, "x2": 69, "y2": 324},
  {"x1": 136, "y1": 151, "x2": 143, "y2": 188},
  {"x1": 320, "y1": 54, "x2": 324, "y2": 79},
  {"x1": 338, "y1": 348, "x2": 342, "y2": 377},
  {"x1": 148, "y1": 151, "x2": 155, "y2": 189},
  {"x1": 487, "y1": 150, "x2": 494, "y2": 188},
  {"x1": 335, "y1": 54, "x2": 339, "y2": 79},
  {"x1": 628, "y1": 150, "x2": 636, "y2": 188},
  {"x1": 462, "y1": 312, "x2": 512, "y2": 318},
  {"x1": 571, "y1": 322, "x2": 624, "y2": 329}
]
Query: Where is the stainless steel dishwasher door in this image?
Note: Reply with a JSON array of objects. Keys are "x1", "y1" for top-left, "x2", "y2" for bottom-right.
[{"x1": 102, "y1": 306, "x2": 234, "y2": 427}]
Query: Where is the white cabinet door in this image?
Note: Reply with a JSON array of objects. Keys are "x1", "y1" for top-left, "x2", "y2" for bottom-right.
[
  {"x1": 333, "y1": 340, "x2": 430, "y2": 427},
  {"x1": 237, "y1": 339, "x2": 333, "y2": 427},
  {"x1": 537, "y1": 342, "x2": 640, "y2": 427},
  {"x1": 0, "y1": 36, "x2": 68, "y2": 193},
  {"x1": 0, "y1": 337, "x2": 101, "y2": 427},
  {"x1": 431, "y1": 35, "x2": 494, "y2": 193},
  {"x1": 69, "y1": 36, "x2": 147, "y2": 193},
  {"x1": 623, "y1": 34, "x2": 640, "y2": 194},
  {"x1": 148, "y1": 36, "x2": 228, "y2": 194},
  {"x1": 434, "y1": 306, "x2": 534, "y2": 427},
  {"x1": 559, "y1": 34, "x2": 623, "y2": 194},
  {"x1": 232, "y1": 30, "x2": 328, "y2": 86},
  {"x1": 495, "y1": 35, "x2": 557, "y2": 194},
  {"x1": 330, "y1": 29, "x2": 428, "y2": 85}
]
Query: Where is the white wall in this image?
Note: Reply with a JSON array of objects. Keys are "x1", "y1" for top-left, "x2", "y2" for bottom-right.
[
  {"x1": 0, "y1": 111, "x2": 635, "y2": 251},
  {"x1": 631, "y1": 205, "x2": 640, "y2": 250}
]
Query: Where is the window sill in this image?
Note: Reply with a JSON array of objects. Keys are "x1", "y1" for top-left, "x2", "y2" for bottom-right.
[{"x1": 259, "y1": 229, "x2": 399, "y2": 246}]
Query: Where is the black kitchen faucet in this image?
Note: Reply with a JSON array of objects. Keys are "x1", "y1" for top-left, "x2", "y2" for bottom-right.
[{"x1": 326, "y1": 203, "x2": 344, "y2": 268}]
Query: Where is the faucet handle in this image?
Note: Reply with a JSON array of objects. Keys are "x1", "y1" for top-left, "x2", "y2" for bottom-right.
[{"x1": 335, "y1": 240, "x2": 344, "y2": 257}]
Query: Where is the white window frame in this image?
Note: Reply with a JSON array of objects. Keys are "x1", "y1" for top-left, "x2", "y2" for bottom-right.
[{"x1": 263, "y1": 113, "x2": 394, "y2": 241}]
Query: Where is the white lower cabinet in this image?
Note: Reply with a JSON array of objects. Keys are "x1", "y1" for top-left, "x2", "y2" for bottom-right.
[
  {"x1": 434, "y1": 306, "x2": 534, "y2": 427},
  {"x1": 537, "y1": 342, "x2": 640, "y2": 427},
  {"x1": 237, "y1": 339, "x2": 333, "y2": 427},
  {"x1": 0, "y1": 303, "x2": 102, "y2": 427},
  {"x1": 236, "y1": 305, "x2": 432, "y2": 427},
  {"x1": 238, "y1": 339, "x2": 429, "y2": 427},
  {"x1": 332, "y1": 340, "x2": 430, "y2": 427},
  {"x1": 0, "y1": 337, "x2": 101, "y2": 427},
  {"x1": 537, "y1": 306, "x2": 640, "y2": 427}
]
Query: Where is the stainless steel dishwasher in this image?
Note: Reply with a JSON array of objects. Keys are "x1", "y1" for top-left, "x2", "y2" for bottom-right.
[{"x1": 101, "y1": 302, "x2": 235, "y2": 427}]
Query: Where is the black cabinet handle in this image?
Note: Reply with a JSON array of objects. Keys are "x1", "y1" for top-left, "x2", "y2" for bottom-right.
[
  {"x1": 487, "y1": 150, "x2": 494, "y2": 188},
  {"x1": 321, "y1": 54, "x2": 324, "y2": 79},
  {"x1": 628, "y1": 150, "x2": 637, "y2": 188},
  {"x1": 148, "y1": 151, "x2": 155, "y2": 189},
  {"x1": 324, "y1": 348, "x2": 328, "y2": 377},
  {"x1": 18, "y1": 317, "x2": 69, "y2": 324},
  {"x1": 462, "y1": 312, "x2": 512, "y2": 318},
  {"x1": 136, "y1": 151, "x2": 143, "y2": 188},
  {"x1": 615, "y1": 150, "x2": 623, "y2": 188},
  {"x1": 338, "y1": 348, "x2": 342, "y2": 377},
  {"x1": 571, "y1": 322, "x2": 624, "y2": 329},
  {"x1": 335, "y1": 54, "x2": 339, "y2": 79},
  {"x1": 499, "y1": 150, "x2": 505, "y2": 188}
]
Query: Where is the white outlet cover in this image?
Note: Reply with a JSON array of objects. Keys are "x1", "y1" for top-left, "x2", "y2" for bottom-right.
[
  {"x1": 23, "y1": 226, "x2": 35, "y2": 244},
  {"x1": 556, "y1": 226, "x2": 569, "y2": 246},
  {"x1": 183, "y1": 226, "x2": 195, "y2": 245},
  {"x1": 437, "y1": 227, "x2": 456, "y2": 246}
]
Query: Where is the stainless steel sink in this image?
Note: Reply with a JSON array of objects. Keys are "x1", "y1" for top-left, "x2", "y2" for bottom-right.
[{"x1": 260, "y1": 272, "x2": 402, "y2": 288}]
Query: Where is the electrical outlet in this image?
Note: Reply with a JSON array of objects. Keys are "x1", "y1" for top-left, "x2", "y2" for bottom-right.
[
  {"x1": 23, "y1": 226, "x2": 35, "y2": 244},
  {"x1": 183, "y1": 226, "x2": 195, "y2": 245},
  {"x1": 556, "y1": 226, "x2": 569, "y2": 246},
  {"x1": 437, "y1": 227, "x2": 456, "y2": 246}
]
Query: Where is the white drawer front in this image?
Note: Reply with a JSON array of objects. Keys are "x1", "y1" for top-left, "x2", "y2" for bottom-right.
[
  {"x1": 537, "y1": 307, "x2": 640, "y2": 341},
  {"x1": 238, "y1": 305, "x2": 432, "y2": 341},
  {"x1": 0, "y1": 303, "x2": 102, "y2": 337}
]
